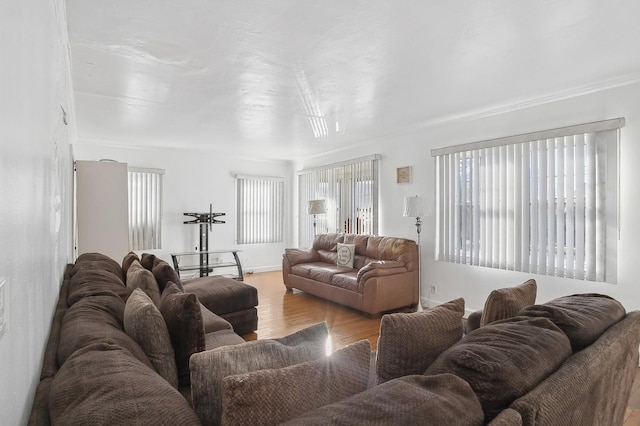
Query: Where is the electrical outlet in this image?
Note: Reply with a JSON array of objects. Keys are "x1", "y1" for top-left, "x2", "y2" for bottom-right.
[{"x1": 430, "y1": 284, "x2": 438, "y2": 294}]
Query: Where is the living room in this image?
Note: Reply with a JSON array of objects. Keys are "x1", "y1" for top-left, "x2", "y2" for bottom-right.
[{"x1": 4, "y1": 1, "x2": 640, "y2": 424}]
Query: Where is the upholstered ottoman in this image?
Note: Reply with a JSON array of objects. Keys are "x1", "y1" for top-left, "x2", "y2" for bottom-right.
[{"x1": 183, "y1": 276, "x2": 258, "y2": 335}]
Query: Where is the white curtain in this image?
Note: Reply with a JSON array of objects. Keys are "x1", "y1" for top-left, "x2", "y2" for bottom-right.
[
  {"x1": 298, "y1": 155, "x2": 379, "y2": 247},
  {"x1": 128, "y1": 168, "x2": 164, "y2": 250},
  {"x1": 236, "y1": 175, "x2": 284, "y2": 244},
  {"x1": 433, "y1": 118, "x2": 622, "y2": 283}
]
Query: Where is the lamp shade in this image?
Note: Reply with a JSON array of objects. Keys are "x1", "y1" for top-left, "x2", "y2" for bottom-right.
[
  {"x1": 403, "y1": 196, "x2": 425, "y2": 218},
  {"x1": 308, "y1": 199, "x2": 327, "y2": 215}
]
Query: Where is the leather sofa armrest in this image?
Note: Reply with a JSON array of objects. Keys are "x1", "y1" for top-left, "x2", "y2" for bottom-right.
[
  {"x1": 357, "y1": 260, "x2": 407, "y2": 282},
  {"x1": 283, "y1": 248, "x2": 319, "y2": 266}
]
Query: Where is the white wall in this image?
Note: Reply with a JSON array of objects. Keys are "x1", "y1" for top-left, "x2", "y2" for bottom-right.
[
  {"x1": 0, "y1": 1, "x2": 75, "y2": 424},
  {"x1": 74, "y1": 144, "x2": 294, "y2": 275},
  {"x1": 297, "y1": 81, "x2": 640, "y2": 314}
]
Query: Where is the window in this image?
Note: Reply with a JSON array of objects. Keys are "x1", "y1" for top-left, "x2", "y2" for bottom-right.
[
  {"x1": 432, "y1": 118, "x2": 623, "y2": 283},
  {"x1": 235, "y1": 175, "x2": 285, "y2": 244},
  {"x1": 298, "y1": 155, "x2": 380, "y2": 247},
  {"x1": 128, "y1": 167, "x2": 164, "y2": 250}
]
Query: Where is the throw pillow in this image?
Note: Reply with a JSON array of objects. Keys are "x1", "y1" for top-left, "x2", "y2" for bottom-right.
[
  {"x1": 124, "y1": 288, "x2": 178, "y2": 388},
  {"x1": 517, "y1": 293, "x2": 626, "y2": 352},
  {"x1": 126, "y1": 260, "x2": 162, "y2": 307},
  {"x1": 375, "y1": 298, "x2": 464, "y2": 384},
  {"x1": 336, "y1": 243, "x2": 356, "y2": 268},
  {"x1": 480, "y1": 279, "x2": 537, "y2": 327},
  {"x1": 151, "y1": 259, "x2": 183, "y2": 292},
  {"x1": 221, "y1": 340, "x2": 371, "y2": 425},
  {"x1": 121, "y1": 251, "x2": 140, "y2": 277},
  {"x1": 425, "y1": 316, "x2": 572, "y2": 423},
  {"x1": 190, "y1": 322, "x2": 329, "y2": 425},
  {"x1": 158, "y1": 282, "x2": 205, "y2": 386},
  {"x1": 280, "y1": 374, "x2": 484, "y2": 426},
  {"x1": 49, "y1": 342, "x2": 201, "y2": 425}
]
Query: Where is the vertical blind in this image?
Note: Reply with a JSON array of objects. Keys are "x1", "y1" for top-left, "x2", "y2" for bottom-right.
[
  {"x1": 432, "y1": 118, "x2": 622, "y2": 283},
  {"x1": 236, "y1": 175, "x2": 284, "y2": 244},
  {"x1": 128, "y1": 167, "x2": 164, "y2": 250},
  {"x1": 298, "y1": 155, "x2": 379, "y2": 247}
]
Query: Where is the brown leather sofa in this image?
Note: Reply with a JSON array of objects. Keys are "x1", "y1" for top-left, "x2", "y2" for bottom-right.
[{"x1": 282, "y1": 233, "x2": 419, "y2": 316}]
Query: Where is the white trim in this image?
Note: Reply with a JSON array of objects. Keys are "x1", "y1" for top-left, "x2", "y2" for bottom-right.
[
  {"x1": 431, "y1": 118, "x2": 625, "y2": 157},
  {"x1": 297, "y1": 154, "x2": 381, "y2": 174}
]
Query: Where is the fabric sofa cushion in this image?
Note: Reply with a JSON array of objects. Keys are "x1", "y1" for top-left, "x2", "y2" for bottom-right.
[
  {"x1": 121, "y1": 251, "x2": 140, "y2": 277},
  {"x1": 480, "y1": 279, "x2": 537, "y2": 327},
  {"x1": 281, "y1": 373, "x2": 484, "y2": 426},
  {"x1": 126, "y1": 260, "x2": 162, "y2": 306},
  {"x1": 124, "y1": 288, "x2": 178, "y2": 389},
  {"x1": 158, "y1": 282, "x2": 205, "y2": 386},
  {"x1": 57, "y1": 293, "x2": 153, "y2": 369},
  {"x1": 190, "y1": 322, "x2": 329, "y2": 425},
  {"x1": 425, "y1": 316, "x2": 572, "y2": 422},
  {"x1": 221, "y1": 340, "x2": 371, "y2": 425},
  {"x1": 49, "y1": 342, "x2": 201, "y2": 425},
  {"x1": 71, "y1": 252, "x2": 125, "y2": 282},
  {"x1": 518, "y1": 293, "x2": 626, "y2": 352},
  {"x1": 67, "y1": 268, "x2": 128, "y2": 306},
  {"x1": 152, "y1": 258, "x2": 183, "y2": 292},
  {"x1": 376, "y1": 298, "x2": 464, "y2": 384},
  {"x1": 140, "y1": 252, "x2": 157, "y2": 270}
]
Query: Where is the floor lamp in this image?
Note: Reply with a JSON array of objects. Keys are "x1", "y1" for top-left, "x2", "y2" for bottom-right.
[
  {"x1": 403, "y1": 195, "x2": 425, "y2": 312},
  {"x1": 308, "y1": 199, "x2": 326, "y2": 236}
]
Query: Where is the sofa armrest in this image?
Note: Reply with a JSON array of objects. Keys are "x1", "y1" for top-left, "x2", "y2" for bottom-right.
[
  {"x1": 357, "y1": 260, "x2": 407, "y2": 282},
  {"x1": 283, "y1": 248, "x2": 319, "y2": 266}
]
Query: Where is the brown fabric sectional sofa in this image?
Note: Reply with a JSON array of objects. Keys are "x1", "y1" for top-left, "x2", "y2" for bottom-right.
[
  {"x1": 282, "y1": 233, "x2": 419, "y2": 316},
  {"x1": 28, "y1": 251, "x2": 640, "y2": 425}
]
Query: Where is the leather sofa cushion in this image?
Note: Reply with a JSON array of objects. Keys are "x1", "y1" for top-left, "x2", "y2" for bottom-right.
[
  {"x1": 282, "y1": 374, "x2": 484, "y2": 426},
  {"x1": 425, "y1": 316, "x2": 572, "y2": 423},
  {"x1": 49, "y1": 342, "x2": 200, "y2": 425},
  {"x1": 376, "y1": 298, "x2": 464, "y2": 384},
  {"x1": 518, "y1": 293, "x2": 626, "y2": 352},
  {"x1": 331, "y1": 272, "x2": 359, "y2": 292},
  {"x1": 309, "y1": 264, "x2": 351, "y2": 283},
  {"x1": 312, "y1": 233, "x2": 344, "y2": 251},
  {"x1": 221, "y1": 340, "x2": 371, "y2": 425}
]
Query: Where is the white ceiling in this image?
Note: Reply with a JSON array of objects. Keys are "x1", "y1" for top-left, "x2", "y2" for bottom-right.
[{"x1": 66, "y1": 0, "x2": 640, "y2": 161}]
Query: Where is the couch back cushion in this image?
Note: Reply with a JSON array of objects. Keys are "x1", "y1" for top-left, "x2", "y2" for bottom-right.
[
  {"x1": 126, "y1": 260, "x2": 162, "y2": 307},
  {"x1": 57, "y1": 293, "x2": 153, "y2": 369},
  {"x1": 480, "y1": 279, "x2": 537, "y2": 327},
  {"x1": 67, "y1": 268, "x2": 129, "y2": 306},
  {"x1": 312, "y1": 233, "x2": 344, "y2": 252},
  {"x1": 158, "y1": 283, "x2": 205, "y2": 386},
  {"x1": 71, "y1": 252, "x2": 125, "y2": 282},
  {"x1": 190, "y1": 322, "x2": 329, "y2": 425},
  {"x1": 49, "y1": 343, "x2": 200, "y2": 425},
  {"x1": 365, "y1": 236, "x2": 417, "y2": 271},
  {"x1": 221, "y1": 340, "x2": 371, "y2": 425},
  {"x1": 282, "y1": 373, "x2": 484, "y2": 425},
  {"x1": 425, "y1": 316, "x2": 572, "y2": 423},
  {"x1": 518, "y1": 293, "x2": 626, "y2": 352},
  {"x1": 152, "y1": 258, "x2": 183, "y2": 292},
  {"x1": 124, "y1": 288, "x2": 178, "y2": 389},
  {"x1": 376, "y1": 298, "x2": 464, "y2": 384}
]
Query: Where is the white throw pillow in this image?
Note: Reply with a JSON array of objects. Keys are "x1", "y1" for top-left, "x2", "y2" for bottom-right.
[{"x1": 336, "y1": 243, "x2": 356, "y2": 268}]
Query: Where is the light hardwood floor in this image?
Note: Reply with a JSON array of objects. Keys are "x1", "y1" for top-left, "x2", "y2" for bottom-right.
[{"x1": 242, "y1": 271, "x2": 640, "y2": 424}]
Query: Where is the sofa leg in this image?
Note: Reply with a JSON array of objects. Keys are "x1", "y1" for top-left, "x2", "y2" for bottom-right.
[{"x1": 285, "y1": 287, "x2": 293, "y2": 292}]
